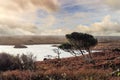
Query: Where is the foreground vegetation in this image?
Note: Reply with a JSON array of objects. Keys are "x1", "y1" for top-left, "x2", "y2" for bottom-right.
[
  {"x1": 0, "y1": 53, "x2": 36, "y2": 71},
  {"x1": 0, "y1": 49, "x2": 120, "y2": 80}
]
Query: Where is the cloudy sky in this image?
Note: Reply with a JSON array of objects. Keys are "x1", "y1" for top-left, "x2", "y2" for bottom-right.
[{"x1": 0, "y1": 0, "x2": 120, "y2": 36}]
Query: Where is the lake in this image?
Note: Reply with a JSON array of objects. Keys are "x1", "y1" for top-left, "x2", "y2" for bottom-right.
[
  {"x1": 0, "y1": 44, "x2": 100, "y2": 61},
  {"x1": 0, "y1": 44, "x2": 73, "y2": 61}
]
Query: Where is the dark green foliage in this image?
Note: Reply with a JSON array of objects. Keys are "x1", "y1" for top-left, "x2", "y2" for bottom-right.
[
  {"x1": 66, "y1": 32, "x2": 97, "y2": 49},
  {"x1": 58, "y1": 43, "x2": 79, "y2": 56},
  {"x1": 59, "y1": 43, "x2": 72, "y2": 49},
  {"x1": 59, "y1": 43, "x2": 72, "y2": 51},
  {"x1": 59, "y1": 32, "x2": 98, "y2": 61}
]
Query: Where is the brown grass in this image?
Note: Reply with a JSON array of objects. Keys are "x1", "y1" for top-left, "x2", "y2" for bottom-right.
[{"x1": 0, "y1": 50, "x2": 120, "y2": 80}]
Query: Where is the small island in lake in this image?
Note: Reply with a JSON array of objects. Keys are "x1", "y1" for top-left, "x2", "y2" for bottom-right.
[{"x1": 14, "y1": 44, "x2": 27, "y2": 48}]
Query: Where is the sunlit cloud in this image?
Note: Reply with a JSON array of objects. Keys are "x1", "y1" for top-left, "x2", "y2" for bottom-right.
[
  {"x1": 0, "y1": 0, "x2": 119, "y2": 36},
  {"x1": 104, "y1": 0, "x2": 120, "y2": 10},
  {"x1": 0, "y1": 0, "x2": 59, "y2": 35},
  {"x1": 42, "y1": 15, "x2": 120, "y2": 36},
  {"x1": 76, "y1": 15, "x2": 120, "y2": 36}
]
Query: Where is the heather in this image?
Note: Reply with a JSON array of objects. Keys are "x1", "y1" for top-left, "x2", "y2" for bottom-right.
[{"x1": 0, "y1": 49, "x2": 120, "y2": 80}]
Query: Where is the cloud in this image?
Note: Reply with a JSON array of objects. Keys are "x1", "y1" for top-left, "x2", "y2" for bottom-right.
[
  {"x1": 40, "y1": 15, "x2": 56, "y2": 28},
  {"x1": 76, "y1": 15, "x2": 120, "y2": 36},
  {"x1": 0, "y1": 0, "x2": 59, "y2": 35},
  {"x1": 40, "y1": 29, "x2": 63, "y2": 35},
  {"x1": 33, "y1": 15, "x2": 120, "y2": 36},
  {"x1": 0, "y1": 12, "x2": 37, "y2": 34},
  {"x1": 0, "y1": 0, "x2": 59, "y2": 13},
  {"x1": 40, "y1": 28, "x2": 72, "y2": 35},
  {"x1": 104, "y1": 0, "x2": 120, "y2": 10},
  {"x1": 0, "y1": 25, "x2": 35, "y2": 36},
  {"x1": 0, "y1": 0, "x2": 119, "y2": 36}
]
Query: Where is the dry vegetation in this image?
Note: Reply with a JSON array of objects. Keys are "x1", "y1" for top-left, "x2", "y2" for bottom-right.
[
  {"x1": 94, "y1": 41, "x2": 120, "y2": 50},
  {"x1": 0, "y1": 36, "x2": 120, "y2": 80},
  {"x1": 0, "y1": 48, "x2": 120, "y2": 80}
]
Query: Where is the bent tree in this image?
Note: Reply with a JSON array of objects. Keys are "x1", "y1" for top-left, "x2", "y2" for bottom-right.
[{"x1": 59, "y1": 32, "x2": 98, "y2": 61}]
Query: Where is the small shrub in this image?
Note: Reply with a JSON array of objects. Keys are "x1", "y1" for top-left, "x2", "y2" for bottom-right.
[
  {"x1": 0, "y1": 53, "x2": 36, "y2": 71},
  {"x1": 20, "y1": 53, "x2": 36, "y2": 70},
  {"x1": 0, "y1": 53, "x2": 16, "y2": 71}
]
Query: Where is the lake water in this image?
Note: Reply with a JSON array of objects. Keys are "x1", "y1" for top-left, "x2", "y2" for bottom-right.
[
  {"x1": 0, "y1": 44, "x2": 73, "y2": 61},
  {"x1": 0, "y1": 44, "x2": 100, "y2": 61}
]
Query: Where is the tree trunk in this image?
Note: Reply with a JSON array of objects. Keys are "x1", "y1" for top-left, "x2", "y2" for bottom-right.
[
  {"x1": 88, "y1": 49, "x2": 92, "y2": 59},
  {"x1": 87, "y1": 49, "x2": 96, "y2": 64},
  {"x1": 79, "y1": 49, "x2": 87, "y2": 60}
]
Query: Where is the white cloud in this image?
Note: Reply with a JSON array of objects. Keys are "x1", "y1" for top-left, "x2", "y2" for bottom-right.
[
  {"x1": 0, "y1": 25, "x2": 35, "y2": 36},
  {"x1": 40, "y1": 15, "x2": 56, "y2": 28},
  {"x1": 38, "y1": 15, "x2": 120, "y2": 36},
  {"x1": 0, "y1": 0, "x2": 59, "y2": 35},
  {"x1": 40, "y1": 28, "x2": 72, "y2": 35},
  {"x1": 40, "y1": 29, "x2": 63, "y2": 35},
  {"x1": 0, "y1": 0, "x2": 119, "y2": 36},
  {"x1": 76, "y1": 15, "x2": 120, "y2": 36}
]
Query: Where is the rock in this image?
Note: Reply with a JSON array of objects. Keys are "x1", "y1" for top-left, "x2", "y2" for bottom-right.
[{"x1": 14, "y1": 44, "x2": 27, "y2": 48}]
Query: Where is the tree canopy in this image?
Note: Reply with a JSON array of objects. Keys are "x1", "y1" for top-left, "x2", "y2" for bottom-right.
[{"x1": 59, "y1": 32, "x2": 98, "y2": 61}]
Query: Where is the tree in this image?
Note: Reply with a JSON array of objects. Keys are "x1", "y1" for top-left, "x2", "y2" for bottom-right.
[
  {"x1": 59, "y1": 43, "x2": 80, "y2": 57},
  {"x1": 59, "y1": 32, "x2": 98, "y2": 61},
  {"x1": 53, "y1": 48, "x2": 61, "y2": 59}
]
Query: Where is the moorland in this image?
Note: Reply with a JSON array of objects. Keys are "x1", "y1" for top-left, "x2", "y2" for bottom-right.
[{"x1": 0, "y1": 36, "x2": 119, "y2": 80}]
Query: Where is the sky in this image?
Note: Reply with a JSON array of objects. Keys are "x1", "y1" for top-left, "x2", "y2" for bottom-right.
[{"x1": 0, "y1": 0, "x2": 120, "y2": 36}]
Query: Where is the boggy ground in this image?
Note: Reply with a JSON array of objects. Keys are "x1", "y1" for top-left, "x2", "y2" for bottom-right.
[{"x1": 0, "y1": 49, "x2": 120, "y2": 80}]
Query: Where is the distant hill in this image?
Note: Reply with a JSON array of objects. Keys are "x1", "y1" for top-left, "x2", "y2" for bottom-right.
[
  {"x1": 0, "y1": 36, "x2": 119, "y2": 45},
  {"x1": 0, "y1": 35, "x2": 66, "y2": 45},
  {"x1": 95, "y1": 36, "x2": 120, "y2": 42}
]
